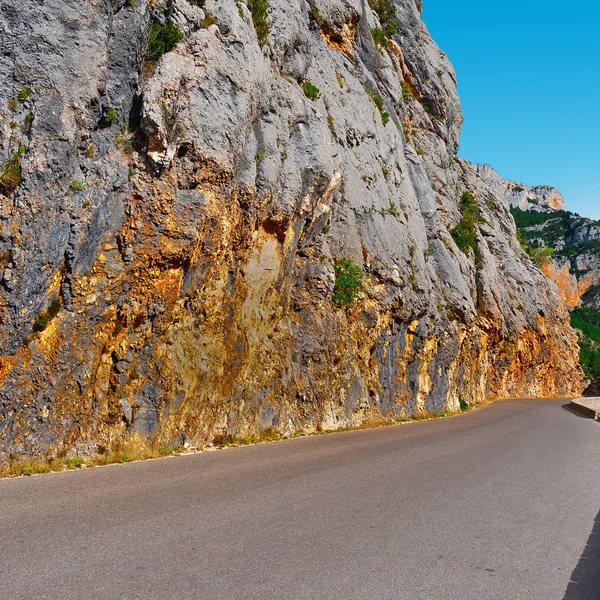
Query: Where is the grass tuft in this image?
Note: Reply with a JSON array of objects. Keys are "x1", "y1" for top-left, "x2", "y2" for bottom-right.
[
  {"x1": 0, "y1": 145, "x2": 25, "y2": 195},
  {"x1": 32, "y1": 298, "x2": 61, "y2": 333}
]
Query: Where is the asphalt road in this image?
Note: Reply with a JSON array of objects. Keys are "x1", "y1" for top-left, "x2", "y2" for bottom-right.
[{"x1": 1, "y1": 399, "x2": 599, "y2": 600}]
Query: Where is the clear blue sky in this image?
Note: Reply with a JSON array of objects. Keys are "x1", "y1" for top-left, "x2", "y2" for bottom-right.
[{"x1": 422, "y1": 0, "x2": 600, "y2": 219}]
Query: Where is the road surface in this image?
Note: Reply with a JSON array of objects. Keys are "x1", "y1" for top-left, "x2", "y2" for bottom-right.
[{"x1": 1, "y1": 399, "x2": 599, "y2": 599}]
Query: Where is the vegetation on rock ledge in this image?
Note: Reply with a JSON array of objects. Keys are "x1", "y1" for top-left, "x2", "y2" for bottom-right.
[
  {"x1": 0, "y1": 145, "x2": 25, "y2": 195},
  {"x1": 147, "y1": 21, "x2": 183, "y2": 64},
  {"x1": 32, "y1": 298, "x2": 61, "y2": 333},
  {"x1": 333, "y1": 258, "x2": 364, "y2": 306},
  {"x1": 451, "y1": 191, "x2": 484, "y2": 255},
  {"x1": 248, "y1": 0, "x2": 271, "y2": 48},
  {"x1": 368, "y1": 0, "x2": 398, "y2": 36}
]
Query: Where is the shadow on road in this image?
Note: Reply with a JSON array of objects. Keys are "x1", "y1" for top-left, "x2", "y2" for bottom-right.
[
  {"x1": 561, "y1": 403, "x2": 598, "y2": 420},
  {"x1": 563, "y1": 510, "x2": 600, "y2": 599}
]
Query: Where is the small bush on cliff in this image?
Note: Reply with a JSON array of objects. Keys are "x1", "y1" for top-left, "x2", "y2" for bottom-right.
[
  {"x1": 517, "y1": 233, "x2": 555, "y2": 267},
  {"x1": 333, "y1": 258, "x2": 364, "y2": 306},
  {"x1": 368, "y1": 0, "x2": 398, "y2": 36},
  {"x1": 451, "y1": 191, "x2": 484, "y2": 255},
  {"x1": 364, "y1": 87, "x2": 390, "y2": 126},
  {"x1": 105, "y1": 107, "x2": 118, "y2": 125},
  {"x1": 147, "y1": 21, "x2": 184, "y2": 63},
  {"x1": 248, "y1": 0, "x2": 271, "y2": 47},
  {"x1": 400, "y1": 80, "x2": 413, "y2": 100},
  {"x1": 32, "y1": 298, "x2": 61, "y2": 334},
  {"x1": 0, "y1": 145, "x2": 25, "y2": 195},
  {"x1": 17, "y1": 86, "x2": 31, "y2": 103},
  {"x1": 303, "y1": 81, "x2": 321, "y2": 101},
  {"x1": 371, "y1": 27, "x2": 388, "y2": 50}
]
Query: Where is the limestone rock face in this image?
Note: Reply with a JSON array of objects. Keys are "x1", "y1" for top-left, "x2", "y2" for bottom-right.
[
  {"x1": 0, "y1": 0, "x2": 582, "y2": 460},
  {"x1": 473, "y1": 164, "x2": 566, "y2": 212}
]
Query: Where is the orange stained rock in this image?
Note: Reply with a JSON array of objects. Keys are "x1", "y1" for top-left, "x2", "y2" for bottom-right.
[{"x1": 541, "y1": 262, "x2": 593, "y2": 310}]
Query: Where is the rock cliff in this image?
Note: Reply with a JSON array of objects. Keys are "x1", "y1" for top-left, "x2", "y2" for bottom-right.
[
  {"x1": 473, "y1": 164, "x2": 565, "y2": 212},
  {"x1": 509, "y1": 198, "x2": 600, "y2": 380},
  {"x1": 0, "y1": 0, "x2": 582, "y2": 460}
]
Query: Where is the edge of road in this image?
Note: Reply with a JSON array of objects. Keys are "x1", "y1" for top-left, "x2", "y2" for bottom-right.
[
  {"x1": 1, "y1": 397, "x2": 585, "y2": 481},
  {"x1": 570, "y1": 397, "x2": 600, "y2": 420}
]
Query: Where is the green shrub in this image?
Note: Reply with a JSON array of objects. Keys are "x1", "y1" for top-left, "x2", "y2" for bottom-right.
[
  {"x1": 368, "y1": 0, "x2": 398, "y2": 36},
  {"x1": 450, "y1": 191, "x2": 484, "y2": 255},
  {"x1": 33, "y1": 298, "x2": 61, "y2": 333},
  {"x1": 517, "y1": 232, "x2": 554, "y2": 267},
  {"x1": 105, "y1": 107, "x2": 118, "y2": 124},
  {"x1": 400, "y1": 80, "x2": 413, "y2": 100},
  {"x1": 310, "y1": 5, "x2": 323, "y2": 24},
  {"x1": 248, "y1": 0, "x2": 271, "y2": 47},
  {"x1": 70, "y1": 179, "x2": 84, "y2": 191},
  {"x1": 0, "y1": 145, "x2": 25, "y2": 195},
  {"x1": 201, "y1": 12, "x2": 217, "y2": 27},
  {"x1": 364, "y1": 88, "x2": 389, "y2": 126},
  {"x1": 371, "y1": 27, "x2": 388, "y2": 49},
  {"x1": 303, "y1": 81, "x2": 321, "y2": 101},
  {"x1": 370, "y1": 94, "x2": 384, "y2": 111},
  {"x1": 17, "y1": 86, "x2": 31, "y2": 102},
  {"x1": 333, "y1": 258, "x2": 364, "y2": 306},
  {"x1": 147, "y1": 21, "x2": 184, "y2": 63},
  {"x1": 115, "y1": 132, "x2": 133, "y2": 154},
  {"x1": 188, "y1": 0, "x2": 205, "y2": 5},
  {"x1": 459, "y1": 396, "x2": 469, "y2": 411}
]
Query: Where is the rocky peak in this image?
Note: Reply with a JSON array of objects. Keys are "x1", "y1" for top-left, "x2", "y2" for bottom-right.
[{"x1": 473, "y1": 164, "x2": 566, "y2": 212}]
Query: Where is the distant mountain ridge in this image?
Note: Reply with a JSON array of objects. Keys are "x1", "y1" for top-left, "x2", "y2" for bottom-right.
[
  {"x1": 473, "y1": 164, "x2": 565, "y2": 212},
  {"x1": 495, "y1": 168, "x2": 600, "y2": 379}
]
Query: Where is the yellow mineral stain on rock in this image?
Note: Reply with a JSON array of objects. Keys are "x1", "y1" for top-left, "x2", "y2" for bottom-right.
[{"x1": 320, "y1": 22, "x2": 357, "y2": 58}]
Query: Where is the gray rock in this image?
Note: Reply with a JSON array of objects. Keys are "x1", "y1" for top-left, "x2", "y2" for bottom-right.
[{"x1": 473, "y1": 163, "x2": 566, "y2": 212}]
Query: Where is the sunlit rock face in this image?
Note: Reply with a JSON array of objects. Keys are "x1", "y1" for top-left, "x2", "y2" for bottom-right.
[
  {"x1": 473, "y1": 164, "x2": 566, "y2": 212},
  {"x1": 0, "y1": 0, "x2": 582, "y2": 460}
]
